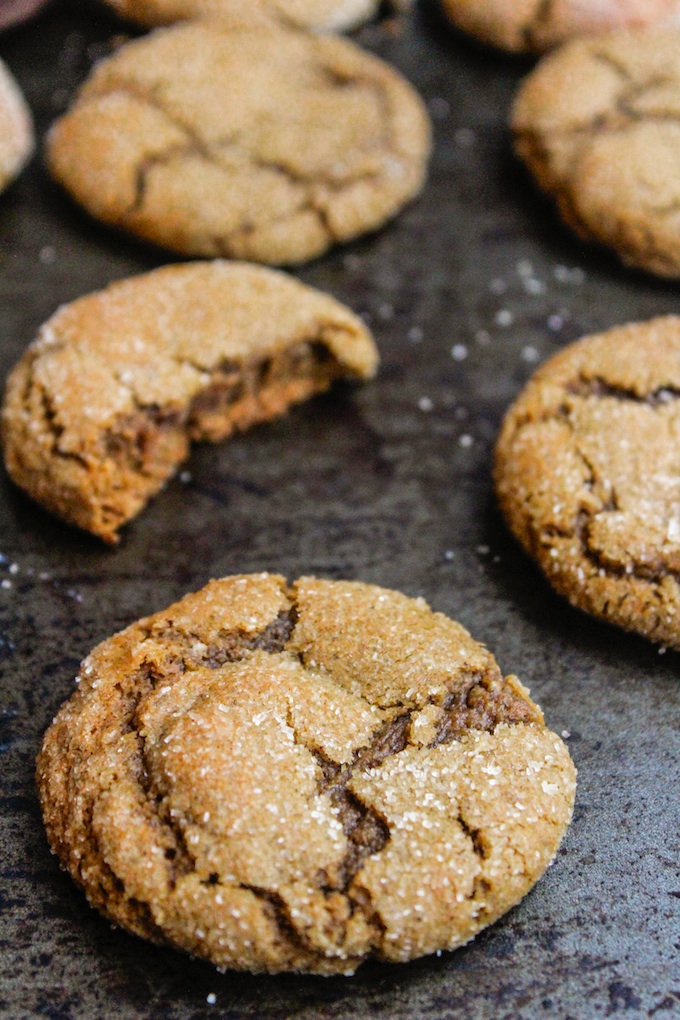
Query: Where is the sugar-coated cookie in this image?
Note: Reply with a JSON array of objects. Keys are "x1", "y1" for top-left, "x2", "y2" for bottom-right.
[
  {"x1": 37, "y1": 573, "x2": 576, "y2": 974},
  {"x1": 495, "y1": 317, "x2": 680, "y2": 649},
  {"x1": 441, "y1": 0, "x2": 680, "y2": 54},
  {"x1": 0, "y1": 59, "x2": 33, "y2": 193},
  {"x1": 513, "y1": 29, "x2": 680, "y2": 278},
  {"x1": 47, "y1": 19, "x2": 430, "y2": 264},
  {"x1": 1, "y1": 262, "x2": 378, "y2": 543}
]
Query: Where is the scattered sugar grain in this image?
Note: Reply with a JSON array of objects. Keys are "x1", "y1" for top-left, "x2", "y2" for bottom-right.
[
  {"x1": 454, "y1": 127, "x2": 476, "y2": 147},
  {"x1": 429, "y1": 96, "x2": 450, "y2": 119},
  {"x1": 418, "y1": 396, "x2": 433, "y2": 412},
  {"x1": 378, "y1": 302, "x2": 394, "y2": 321},
  {"x1": 495, "y1": 309, "x2": 514, "y2": 328},
  {"x1": 206, "y1": 994, "x2": 217, "y2": 1005},
  {"x1": 451, "y1": 344, "x2": 467, "y2": 361},
  {"x1": 39, "y1": 245, "x2": 56, "y2": 265},
  {"x1": 489, "y1": 278, "x2": 506, "y2": 296},
  {"x1": 459, "y1": 434, "x2": 473, "y2": 448},
  {"x1": 1, "y1": 580, "x2": 11, "y2": 590},
  {"x1": 475, "y1": 329, "x2": 491, "y2": 346},
  {"x1": 521, "y1": 345, "x2": 540, "y2": 363},
  {"x1": 407, "y1": 325, "x2": 424, "y2": 343}
]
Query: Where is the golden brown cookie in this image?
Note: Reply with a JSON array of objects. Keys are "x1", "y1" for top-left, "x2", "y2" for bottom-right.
[
  {"x1": 47, "y1": 19, "x2": 430, "y2": 264},
  {"x1": 0, "y1": 58, "x2": 33, "y2": 193},
  {"x1": 495, "y1": 317, "x2": 680, "y2": 649},
  {"x1": 441, "y1": 0, "x2": 680, "y2": 54},
  {"x1": 1, "y1": 262, "x2": 377, "y2": 544},
  {"x1": 37, "y1": 573, "x2": 576, "y2": 975},
  {"x1": 102, "y1": 0, "x2": 409, "y2": 33},
  {"x1": 512, "y1": 29, "x2": 680, "y2": 278}
]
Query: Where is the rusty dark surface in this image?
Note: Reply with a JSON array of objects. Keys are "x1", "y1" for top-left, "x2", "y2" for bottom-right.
[{"x1": 0, "y1": 2, "x2": 678, "y2": 1017}]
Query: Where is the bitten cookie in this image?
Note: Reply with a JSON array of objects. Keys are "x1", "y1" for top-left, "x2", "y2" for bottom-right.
[
  {"x1": 47, "y1": 19, "x2": 430, "y2": 264},
  {"x1": 441, "y1": 0, "x2": 680, "y2": 54},
  {"x1": 102, "y1": 0, "x2": 411, "y2": 33},
  {"x1": 513, "y1": 29, "x2": 680, "y2": 278},
  {"x1": 37, "y1": 573, "x2": 576, "y2": 975},
  {"x1": 1, "y1": 262, "x2": 378, "y2": 543},
  {"x1": 495, "y1": 317, "x2": 680, "y2": 649},
  {"x1": 0, "y1": 59, "x2": 33, "y2": 194}
]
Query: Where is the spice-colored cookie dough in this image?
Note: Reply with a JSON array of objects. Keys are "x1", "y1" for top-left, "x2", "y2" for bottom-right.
[
  {"x1": 441, "y1": 0, "x2": 680, "y2": 54},
  {"x1": 47, "y1": 19, "x2": 430, "y2": 264},
  {"x1": 0, "y1": 58, "x2": 33, "y2": 193},
  {"x1": 102, "y1": 0, "x2": 411, "y2": 32},
  {"x1": 37, "y1": 573, "x2": 576, "y2": 975},
  {"x1": 1, "y1": 262, "x2": 378, "y2": 543},
  {"x1": 513, "y1": 29, "x2": 680, "y2": 278},
  {"x1": 495, "y1": 317, "x2": 680, "y2": 649}
]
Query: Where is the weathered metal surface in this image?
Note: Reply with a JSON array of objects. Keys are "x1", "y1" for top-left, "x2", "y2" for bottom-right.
[{"x1": 0, "y1": 2, "x2": 677, "y2": 1017}]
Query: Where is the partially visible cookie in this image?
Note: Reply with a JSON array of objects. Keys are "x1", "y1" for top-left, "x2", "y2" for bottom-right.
[
  {"x1": 47, "y1": 20, "x2": 430, "y2": 264},
  {"x1": 37, "y1": 573, "x2": 576, "y2": 975},
  {"x1": 495, "y1": 317, "x2": 680, "y2": 649},
  {"x1": 441, "y1": 0, "x2": 680, "y2": 54},
  {"x1": 102, "y1": 0, "x2": 410, "y2": 33},
  {"x1": 512, "y1": 29, "x2": 680, "y2": 278},
  {"x1": 1, "y1": 262, "x2": 378, "y2": 543},
  {"x1": 0, "y1": 59, "x2": 33, "y2": 193}
]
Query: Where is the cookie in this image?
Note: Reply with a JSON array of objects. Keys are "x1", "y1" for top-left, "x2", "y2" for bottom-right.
[
  {"x1": 102, "y1": 0, "x2": 409, "y2": 33},
  {"x1": 495, "y1": 316, "x2": 680, "y2": 649},
  {"x1": 0, "y1": 59, "x2": 33, "y2": 194},
  {"x1": 1, "y1": 262, "x2": 378, "y2": 544},
  {"x1": 47, "y1": 19, "x2": 430, "y2": 264},
  {"x1": 512, "y1": 29, "x2": 680, "y2": 278},
  {"x1": 37, "y1": 573, "x2": 576, "y2": 975},
  {"x1": 441, "y1": 0, "x2": 680, "y2": 54}
]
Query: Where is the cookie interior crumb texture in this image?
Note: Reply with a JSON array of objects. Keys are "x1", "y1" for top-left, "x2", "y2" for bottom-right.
[
  {"x1": 0, "y1": 262, "x2": 378, "y2": 544},
  {"x1": 495, "y1": 316, "x2": 680, "y2": 649},
  {"x1": 46, "y1": 19, "x2": 431, "y2": 264},
  {"x1": 0, "y1": 58, "x2": 34, "y2": 193},
  {"x1": 441, "y1": 0, "x2": 680, "y2": 54},
  {"x1": 37, "y1": 574, "x2": 576, "y2": 975},
  {"x1": 512, "y1": 28, "x2": 680, "y2": 278},
  {"x1": 102, "y1": 0, "x2": 401, "y2": 32}
]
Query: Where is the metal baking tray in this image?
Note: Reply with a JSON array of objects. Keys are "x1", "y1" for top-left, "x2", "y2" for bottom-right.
[{"x1": 1, "y1": 2, "x2": 678, "y2": 1017}]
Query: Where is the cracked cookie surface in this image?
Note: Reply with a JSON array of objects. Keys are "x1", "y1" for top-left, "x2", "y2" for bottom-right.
[
  {"x1": 513, "y1": 29, "x2": 680, "y2": 278},
  {"x1": 37, "y1": 573, "x2": 576, "y2": 975},
  {"x1": 441, "y1": 0, "x2": 680, "y2": 54},
  {"x1": 495, "y1": 317, "x2": 680, "y2": 649},
  {"x1": 47, "y1": 19, "x2": 430, "y2": 264},
  {"x1": 0, "y1": 58, "x2": 33, "y2": 193},
  {"x1": 102, "y1": 0, "x2": 408, "y2": 33},
  {"x1": 1, "y1": 261, "x2": 377, "y2": 544}
]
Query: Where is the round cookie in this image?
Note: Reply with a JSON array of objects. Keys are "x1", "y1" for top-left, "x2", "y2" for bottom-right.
[
  {"x1": 37, "y1": 573, "x2": 576, "y2": 975},
  {"x1": 0, "y1": 59, "x2": 33, "y2": 194},
  {"x1": 441, "y1": 0, "x2": 680, "y2": 54},
  {"x1": 46, "y1": 19, "x2": 431, "y2": 264},
  {"x1": 101, "y1": 0, "x2": 406, "y2": 33},
  {"x1": 495, "y1": 316, "x2": 680, "y2": 650},
  {"x1": 1, "y1": 261, "x2": 378, "y2": 544},
  {"x1": 513, "y1": 28, "x2": 680, "y2": 278}
]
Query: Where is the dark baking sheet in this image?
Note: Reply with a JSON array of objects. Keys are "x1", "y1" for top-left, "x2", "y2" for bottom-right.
[{"x1": 1, "y1": 2, "x2": 678, "y2": 1017}]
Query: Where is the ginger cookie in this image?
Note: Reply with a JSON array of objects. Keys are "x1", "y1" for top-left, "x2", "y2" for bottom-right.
[
  {"x1": 513, "y1": 29, "x2": 680, "y2": 278},
  {"x1": 102, "y1": 0, "x2": 410, "y2": 33},
  {"x1": 0, "y1": 59, "x2": 33, "y2": 194},
  {"x1": 37, "y1": 573, "x2": 576, "y2": 975},
  {"x1": 1, "y1": 262, "x2": 378, "y2": 544},
  {"x1": 495, "y1": 317, "x2": 680, "y2": 649},
  {"x1": 441, "y1": 0, "x2": 680, "y2": 54},
  {"x1": 46, "y1": 19, "x2": 430, "y2": 264}
]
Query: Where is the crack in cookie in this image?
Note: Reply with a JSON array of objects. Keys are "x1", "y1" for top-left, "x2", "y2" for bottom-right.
[
  {"x1": 46, "y1": 20, "x2": 430, "y2": 265},
  {"x1": 37, "y1": 574, "x2": 576, "y2": 974},
  {"x1": 495, "y1": 316, "x2": 680, "y2": 648}
]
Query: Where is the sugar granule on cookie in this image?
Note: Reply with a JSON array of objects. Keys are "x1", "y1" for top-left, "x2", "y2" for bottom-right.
[
  {"x1": 1, "y1": 262, "x2": 378, "y2": 543},
  {"x1": 102, "y1": 0, "x2": 411, "y2": 32},
  {"x1": 513, "y1": 28, "x2": 680, "y2": 279},
  {"x1": 441, "y1": 0, "x2": 680, "y2": 54},
  {"x1": 37, "y1": 574, "x2": 576, "y2": 975},
  {"x1": 495, "y1": 316, "x2": 680, "y2": 649},
  {"x1": 46, "y1": 19, "x2": 431, "y2": 264},
  {"x1": 0, "y1": 58, "x2": 33, "y2": 194}
]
